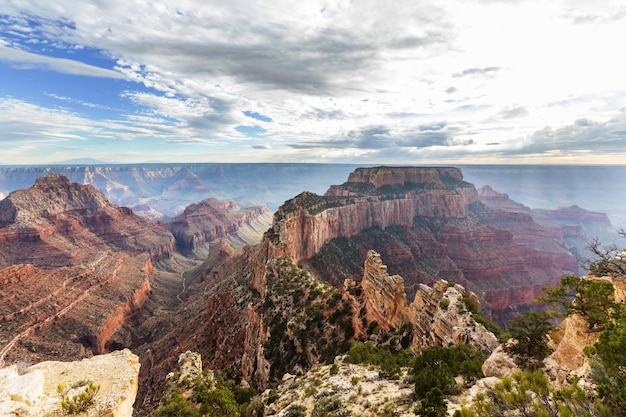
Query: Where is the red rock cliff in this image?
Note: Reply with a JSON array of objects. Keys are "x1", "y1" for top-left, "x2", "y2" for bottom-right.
[{"x1": 270, "y1": 167, "x2": 471, "y2": 264}]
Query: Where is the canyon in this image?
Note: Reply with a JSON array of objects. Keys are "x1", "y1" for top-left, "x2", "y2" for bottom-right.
[
  {"x1": 0, "y1": 165, "x2": 622, "y2": 415},
  {"x1": 0, "y1": 174, "x2": 269, "y2": 369}
]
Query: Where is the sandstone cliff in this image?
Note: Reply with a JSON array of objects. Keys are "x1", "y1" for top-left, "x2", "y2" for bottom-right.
[{"x1": 0, "y1": 349, "x2": 139, "y2": 417}]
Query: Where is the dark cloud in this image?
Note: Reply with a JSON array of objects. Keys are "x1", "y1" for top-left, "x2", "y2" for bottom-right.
[
  {"x1": 251, "y1": 144, "x2": 270, "y2": 149},
  {"x1": 445, "y1": 86, "x2": 457, "y2": 94},
  {"x1": 453, "y1": 66, "x2": 501, "y2": 78}
]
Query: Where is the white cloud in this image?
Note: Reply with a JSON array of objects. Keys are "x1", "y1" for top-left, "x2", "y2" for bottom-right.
[
  {"x1": 0, "y1": 44, "x2": 126, "y2": 79},
  {"x1": 1, "y1": 0, "x2": 626, "y2": 164}
]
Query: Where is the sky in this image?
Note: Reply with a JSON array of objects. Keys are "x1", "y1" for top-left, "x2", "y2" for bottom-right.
[{"x1": 1, "y1": 0, "x2": 625, "y2": 165}]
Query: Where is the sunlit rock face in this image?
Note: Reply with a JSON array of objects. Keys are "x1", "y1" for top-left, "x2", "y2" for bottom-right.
[{"x1": 0, "y1": 349, "x2": 140, "y2": 417}]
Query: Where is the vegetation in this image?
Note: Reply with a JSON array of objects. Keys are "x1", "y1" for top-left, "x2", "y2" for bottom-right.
[
  {"x1": 505, "y1": 311, "x2": 554, "y2": 361},
  {"x1": 455, "y1": 370, "x2": 605, "y2": 417},
  {"x1": 311, "y1": 395, "x2": 350, "y2": 417},
  {"x1": 263, "y1": 256, "x2": 352, "y2": 379},
  {"x1": 415, "y1": 387, "x2": 447, "y2": 417},
  {"x1": 59, "y1": 380, "x2": 100, "y2": 415},
  {"x1": 539, "y1": 275, "x2": 616, "y2": 330},
  {"x1": 460, "y1": 296, "x2": 508, "y2": 341},
  {"x1": 345, "y1": 341, "x2": 415, "y2": 380},
  {"x1": 414, "y1": 344, "x2": 485, "y2": 399},
  {"x1": 155, "y1": 372, "x2": 255, "y2": 417},
  {"x1": 589, "y1": 302, "x2": 626, "y2": 415}
]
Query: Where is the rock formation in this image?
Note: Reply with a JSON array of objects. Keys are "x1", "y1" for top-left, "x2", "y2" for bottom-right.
[
  {"x1": 168, "y1": 198, "x2": 272, "y2": 256},
  {"x1": 0, "y1": 174, "x2": 176, "y2": 267},
  {"x1": 358, "y1": 250, "x2": 499, "y2": 354},
  {"x1": 0, "y1": 175, "x2": 272, "y2": 369},
  {"x1": 0, "y1": 349, "x2": 139, "y2": 417},
  {"x1": 268, "y1": 166, "x2": 586, "y2": 323}
]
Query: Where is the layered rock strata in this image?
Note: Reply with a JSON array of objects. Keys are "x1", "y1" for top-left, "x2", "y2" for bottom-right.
[
  {"x1": 267, "y1": 166, "x2": 582, "y2": 322},
  {"x1": 168, "y1": 198, "x2": 272, "y2": 255},
  {"x1": 0, "y1": 174, "x2": 176, "y2": 267}
]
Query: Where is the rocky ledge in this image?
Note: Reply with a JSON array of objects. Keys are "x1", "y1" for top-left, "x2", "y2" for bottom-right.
[{"x1": 0, "y1": 349, "x2": 140, "y2": 417}]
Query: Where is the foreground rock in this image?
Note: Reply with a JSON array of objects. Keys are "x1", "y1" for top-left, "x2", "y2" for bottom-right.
[
  {"x1": 263, "y1": 358, "x2": 417, "y2": 417},
  {"x1": 0, "y1": 349, "x2": 140, "y2": 416}
]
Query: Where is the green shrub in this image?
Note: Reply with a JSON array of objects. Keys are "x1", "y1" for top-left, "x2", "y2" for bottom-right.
[
  {"x1": 285, "y1": 403, "x2": 307, "y2": 417},
  {"x1": 155, "y1": 392, "x2": 200, "y2": 417},
  {"x1": 414, "y1": 344, "x2": 485, "y2": 398},
  {"x1": 59, "y1": 380, "x2": 100, "y2": 415}
]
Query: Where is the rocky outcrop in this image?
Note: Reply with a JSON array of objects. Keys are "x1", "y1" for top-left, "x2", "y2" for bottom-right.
[
  {"x1": 168, "y1": 198, "x2": 272, "y2": 255},
  {"x1": 361, "y1": 250, "x2": 411, "y2": 330},
  {"x1": 359, "y1": 250, "x2": 499, "y2": 354},
  {"x1": 0, "y1": 349, "x2": 140, "y2": 417},
  {"x1": 262, "y1": 359, "x2": 418, "y2": 417}
]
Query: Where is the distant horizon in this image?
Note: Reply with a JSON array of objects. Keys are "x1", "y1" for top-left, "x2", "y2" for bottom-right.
[{"x1": 1, "y1": 161, "x2": 626, "y2": 168}]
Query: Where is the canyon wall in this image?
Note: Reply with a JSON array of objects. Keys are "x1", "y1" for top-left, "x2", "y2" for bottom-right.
[
  {"x1": 272, "y1": 169, "x2": 469, "y2": 264},
  {"x1": 168, "y1": 198, "x2": 271, "y2": 254},
  {"x1": 265, "y1": 167, "x2": 582, "y2": 322}
]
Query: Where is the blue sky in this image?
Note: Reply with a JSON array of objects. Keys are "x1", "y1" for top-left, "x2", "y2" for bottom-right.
[{"x1": 1, "y1": 1, "x2": 626, "y2": 165}]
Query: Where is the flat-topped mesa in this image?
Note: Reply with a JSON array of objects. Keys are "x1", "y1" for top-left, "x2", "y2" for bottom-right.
[
  {"x1": 267, "y1": 167, "x2": 473, "y2": 264},
  {"x1": 326, "y1": 166, "x2": 469, "y2": 196}
]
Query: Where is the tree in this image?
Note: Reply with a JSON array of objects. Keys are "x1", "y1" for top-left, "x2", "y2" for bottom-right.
[
  {"x1": 586, "y1": 231, "x2": 626, "y2": 277},
  {"x1": 591, "y1": 303, "x2": 626, "y2": 415},
  {"x1": 414, "y1": 344, "x2": 485, "y2": 398},
  {"x1": 415, "y1": 387, "x2": 448, "y2": 417},
  {"x1": 505, "y1": 311, "x2": 554, "y2": 361},
  {"x1": 540, "y1": 275, "x2": 616, "y2": 331}
]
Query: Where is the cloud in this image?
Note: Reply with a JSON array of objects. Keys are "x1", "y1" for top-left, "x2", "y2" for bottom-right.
[
  {"x1": 453, "y1": 66, "x2": 501, "y2": 78},
  {"x1": 0, "y1": 44, "x2": 125, "y2": 79},
  {"x1": 522, "y1": 113, "x2": 626, "y2": 155},
  {"x1": 288, "y1": 123, "x2": 454, "y2": 151},
  {"x1": 1, "y1": 1, "x2": 626, "y2": 164},
  {"x1": 498, "y1": 106, "x2": 528, "y2": 120}
]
